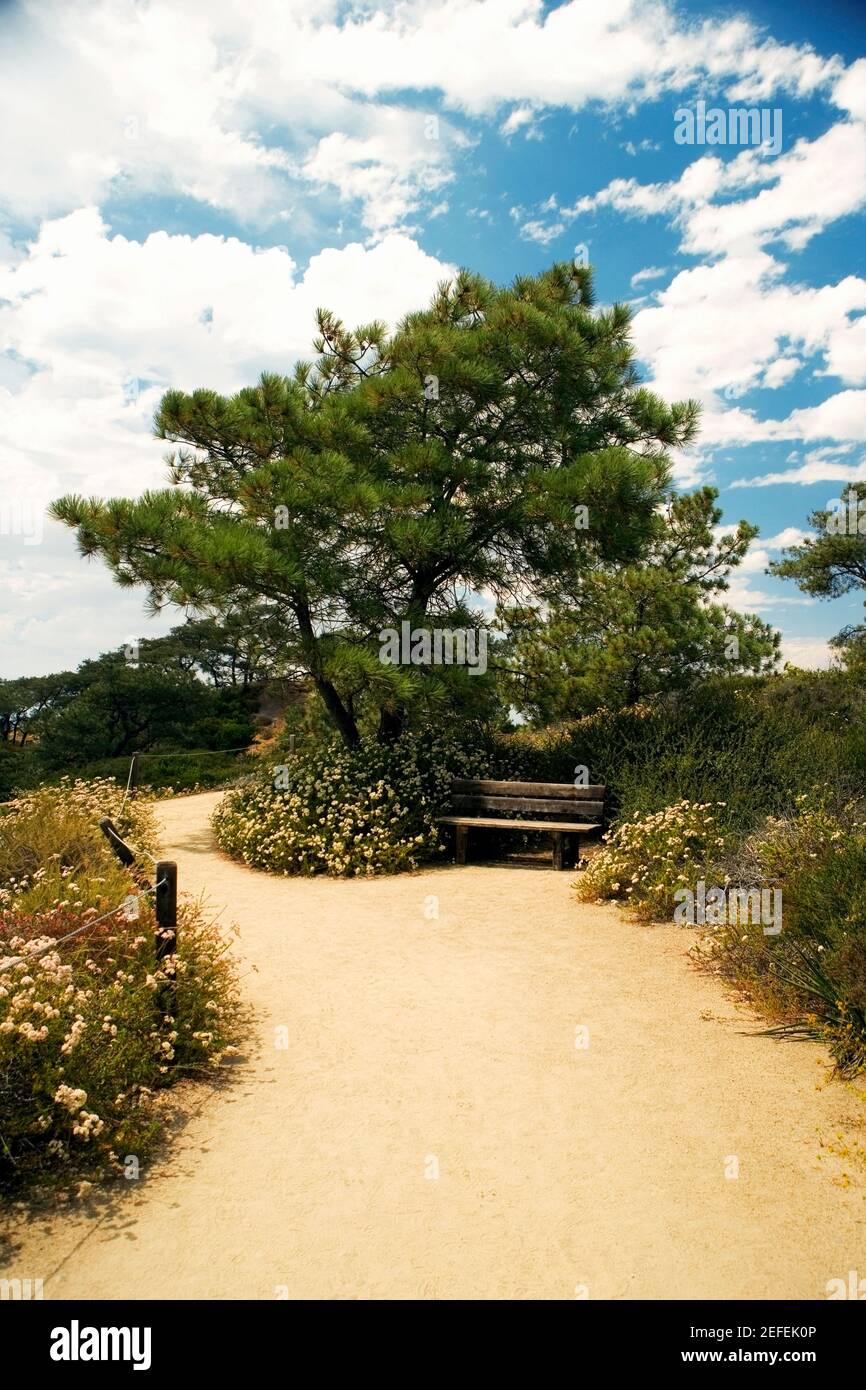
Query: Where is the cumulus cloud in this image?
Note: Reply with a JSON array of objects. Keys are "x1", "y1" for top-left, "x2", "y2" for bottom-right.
[
  {"x1": 730, "y1": 451, "x2": 866, "y2": 488},
  {"x1": 0, "y1": 0, "x2": 850, "y2": 236},
  {"x1": 0, "y1": 210, "x2": 452, "y2": 674},
  {"x1": 630, "y1": 253, "x2": 866, "y2": 435},
  {"x1": 0, "y1": 209, "x2": 452, "y2": 496},
  {"x1": 778, "y1": 635, "x2": 835, "y2": 668}
]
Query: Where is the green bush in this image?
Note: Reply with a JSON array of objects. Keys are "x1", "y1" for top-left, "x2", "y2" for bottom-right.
[
  {"x1": 706, "y1": 802, "x2": 866, "y2": 1075},
  {"x1": 44, "y1": 749, "x2": 253, "y2": 794},
  {"x1": 212, "y1": 730, "x2": 487, "y2": 876},
  {"x1": 0, "y1": 898, "x2": 241, "y2": 1195},
  {"x1": 487, "y1": 672, "x2": 866, "y2": 832}
]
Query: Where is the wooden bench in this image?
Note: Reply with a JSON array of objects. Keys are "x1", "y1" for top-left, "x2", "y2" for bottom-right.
[{"x1": 437, "y1": 778, "x2": 605, "y2": 870}]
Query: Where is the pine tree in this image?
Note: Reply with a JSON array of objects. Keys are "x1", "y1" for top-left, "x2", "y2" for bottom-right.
[
  {"x1": 51, "y1": 263, "x2": 700, "y2": 745},
  {"x1": 771, "y1": 483, "x2": 866, "y2": 666},
  {"x1": 499, "y1": 488, "x2": 780, "y2": 721}
]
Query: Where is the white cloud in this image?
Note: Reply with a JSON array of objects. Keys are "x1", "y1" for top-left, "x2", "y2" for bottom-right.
[
  {"x1": 832, "y1": 57, "x2": 866, "y2": 122},
  {"x1": 519, "y1": 218, "x2": 565, "y2": 245},
  {"x1": 300, "y1": 113, "x2": 454, "y2": 234},
  {"x1": 779, "y1": 635, "x2": 835, "y2": 669},
  {"x1": 0, "y1": 0, "x2": 851, "y2": 237},
  {"x1": 762, "y1": 356, "x2": 801, "y2": 389},
  {"x1": 630, "y1": 265, "x2": 668, "y2": 287},
  {"x1": 0, "y1": 210, "x2": 453, "y2": 675},
  {"x1": 763, "y1": 526, "x2": 811, "y2": 548},
  {"x1": 770, "y1": 392, "x2": 866, "y2": 444},
  {"x1": 629, "y1": 254, "x2": 866, "y2": 443},
  {"x1": 500, "y1": 105, "x2": 542, "y2": 139},
  {"x1": 730, "y1": 452, "x2": 866, "y2": 489},
  {"x1": 0, "y1": 208, "x2": 452, "y2": 492},
  {"x1": 571, "y1": 122, "x2": 866, "y2": 259}
]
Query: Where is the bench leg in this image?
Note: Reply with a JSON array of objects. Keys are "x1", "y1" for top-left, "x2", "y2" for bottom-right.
[
  {"x1": 456, "y1": 824, "x2": 469, "y2": 866},
  {"x1": 552, "y1": 832, "x2": 579, "y2": 871}
]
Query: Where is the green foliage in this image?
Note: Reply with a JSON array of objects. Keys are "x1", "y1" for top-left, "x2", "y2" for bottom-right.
[
  {"x1": 499, "y1": 487, "x2": 779, "y2": 721},
  {"x1": 36, "y1": 663, "x2": 212, "y2": 766},
  {"x1": 484, "y1": 670, "x2": 866, "y2": 832},
  {"x1": 0, "y1": 671, "x2": 80, "y2": 746},
  {"x1": 73, "y1": 750, "x2": 256, "y2": 793},
  {"x1": 771, "y1": 482, "x2": 866, "y2": 603},
  {"x1": 0, "y1": 614, "x2": 260, "y2": 777},
  {"x1": 34, "y1": 657, "x2": 256, "y2": 768},
  {"x1": 705, "y1": 800, "x2": 866, "y2": 1075},
  {"x1": 212, "y1": 730, "x2": 487, "y2": 876},
  {"x1": 0, "y1": 744, "x2": 40, "y2": 802}
]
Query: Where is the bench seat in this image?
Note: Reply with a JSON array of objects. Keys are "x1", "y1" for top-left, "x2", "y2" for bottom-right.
[{"x1": 437, "y1": 815, "x2": 601, "y2": 834}]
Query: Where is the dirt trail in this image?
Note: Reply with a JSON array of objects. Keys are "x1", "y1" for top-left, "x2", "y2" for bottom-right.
[{"x1": 3, "y1": 791, "x2": 865, "y2": 1300}]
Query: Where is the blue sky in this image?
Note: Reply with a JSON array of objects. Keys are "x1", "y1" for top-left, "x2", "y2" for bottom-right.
[{"x1": 1, "y1": 0, "x2": 865, "y2": 675}]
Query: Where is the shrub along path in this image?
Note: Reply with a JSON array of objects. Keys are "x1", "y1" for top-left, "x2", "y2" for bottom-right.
[{"x1": 4, "y1": 791, "x2": 866, "y2": 1299}]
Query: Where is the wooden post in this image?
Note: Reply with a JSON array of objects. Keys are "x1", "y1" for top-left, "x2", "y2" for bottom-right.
[
  {"x1": 155, "y1": 861, "x2": 178, "y2": 1033},
  {"x1": 99, "y1": 817, "x2": 136, "y2": 866},
  {"x1": 456, "y1": 824, "x2": 468, "y2": 866},
  {"x1": 129, "y1": 751, "x2": 139, "y2": 799}
]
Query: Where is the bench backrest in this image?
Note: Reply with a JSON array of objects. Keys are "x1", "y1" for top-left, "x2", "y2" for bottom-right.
[{"x1": 449, "y1": 779, "x2": 605, "y2": 824}]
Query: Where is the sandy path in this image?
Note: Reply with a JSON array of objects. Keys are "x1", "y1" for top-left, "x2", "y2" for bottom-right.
[{"x1": 3, "y1": 791, "x2": 865, "y2": 1300}]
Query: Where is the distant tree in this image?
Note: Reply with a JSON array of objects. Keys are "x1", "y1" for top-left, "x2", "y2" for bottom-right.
[
  {"x1": 499, "y1": 488, "x2": 780, "y2": 722},
  {"x1": 771, "y1": 483, "x2": 866, "y2": 644},
  {"x1": 0, "y1": 672, "x2": 81, "y2": 744},
  {"x1": 829, "y1": 624, "x2": 866, "y2": 675},
  {"x1": 1, "y1": 611, "x2": 266, "y2": 766},
  {"x1": 51, "y1": 262, "x2": 700, "y2": 746},
  {"x1": 140, "y1": 606, "x2": 281, "y2": 688},
  {"x1": 35, "y1": 658, "x2": 215, "y2": 766}
]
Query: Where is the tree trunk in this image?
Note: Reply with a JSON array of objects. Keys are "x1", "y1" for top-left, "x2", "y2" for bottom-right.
[
  {"x1": 316, "y1": 676, "x2": 361, "y2": 747},
  {"x1": 294, "y1": 598, "x2": 360, "y2": 747},
  {"x1": 376, "y1": 705, "x2": 407, "y2": 743}
]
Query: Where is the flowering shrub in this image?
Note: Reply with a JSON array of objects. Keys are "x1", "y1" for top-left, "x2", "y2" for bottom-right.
[
  {"x1": 0, "y1": 776, "x2": 157, "y2": 916},
  {"x1": 0, "y1": 776, "x2": 241, "y2": 1194},
  {"x1": 740, "y1": 795, "x2": 863, "y2": 882},
  {"x1": 212, "y1": 731, "x2": 486, "y2": 876},
  {"x1": 575, "y1": 799, "x2": 728, "y2": 921},
  {"x1": 0, "y1": 899, "x2": 241, "y2": 1195}
]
